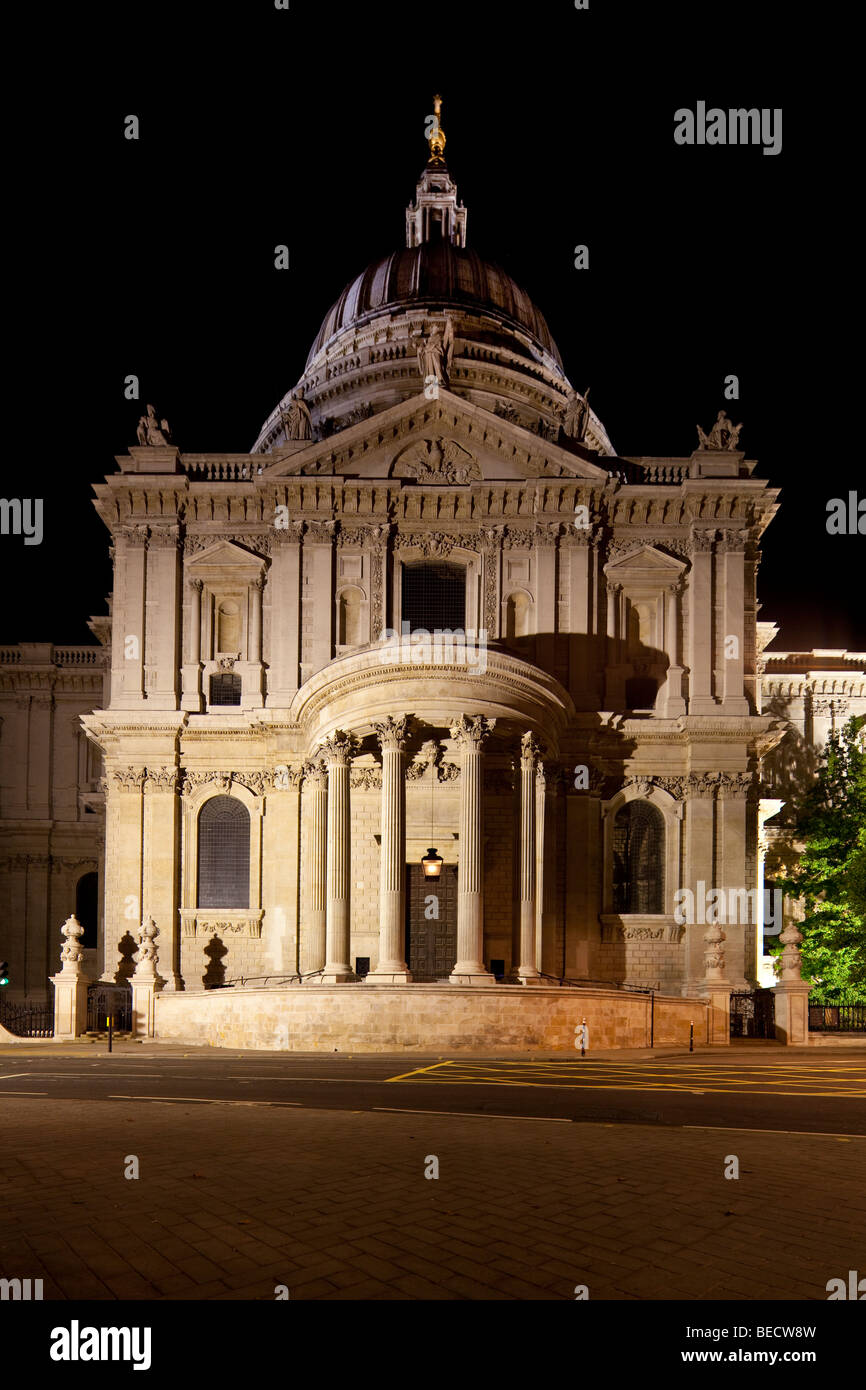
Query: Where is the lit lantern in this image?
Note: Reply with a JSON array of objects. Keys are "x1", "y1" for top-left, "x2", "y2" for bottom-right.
[{"x1": 421, "y1": 847, "x2": 443, "y2": 878}]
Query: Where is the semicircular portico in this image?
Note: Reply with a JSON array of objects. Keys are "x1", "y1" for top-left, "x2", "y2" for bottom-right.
[{"x1": 290, "y1": 644, "x2": 574, "y2": 753}]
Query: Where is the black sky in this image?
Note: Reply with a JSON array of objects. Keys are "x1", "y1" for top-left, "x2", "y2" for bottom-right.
[{"x1": 7, "y1": 0, "x2": 861, "y2": 649}]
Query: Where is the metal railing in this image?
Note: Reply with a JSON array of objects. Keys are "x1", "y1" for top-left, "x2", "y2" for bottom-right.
[
  {"x1": 210, "y1": 973, "x2": 306, "y2": 989},
  {"x1": 0, "y1": 997, "x2": 54, "y2": 1037},
  {"x1": 537, "y1": 972, "x2": 654, "y2": 995},
  {"x1": 808, "y1": 1003, "x2": 866, "y2": 1033}
]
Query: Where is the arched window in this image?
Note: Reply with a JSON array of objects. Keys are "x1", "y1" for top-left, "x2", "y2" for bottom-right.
[
  {"x1": 506, "y1": 591, "x2": 531, "y2": 641},
  {"x1": 217, "y1": 600, "x2": 240, "y2": 653},
  {"x1": 75, "y1": 871, "x2": 98, "y2": 949},
  {"x1": 612, "y1": 800, "x2": 664, "y2": 913},
  {"x1": 338, "y1": 588, "x2": 363, "y2": 646},
  {"x1": 197, "y1": 796, "x2": 250, "y2": 909},
  {"x1": 401, "y1": 562, "x2": 466, "y2": 633}
]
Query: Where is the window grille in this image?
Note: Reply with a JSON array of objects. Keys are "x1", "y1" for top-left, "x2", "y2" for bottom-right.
[
  {"x1": 197, "y1": 796, "x2": 250, "y2": 908},
  {"x1": 401, "y1": 562, "x2": 466, "y2": 633},
  {"x1": 612, "y1": 800, "x2": 664, "y2": 913},
  {"x1": 210, "y1": 672, "x2": 242, "y2": 706}
]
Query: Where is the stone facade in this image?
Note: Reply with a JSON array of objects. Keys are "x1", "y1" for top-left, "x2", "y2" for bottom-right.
[
  {"x1": 0, "y1": 642, "x2": 108, "y2": 998},
  {"x1": 2, "y1": 123, "x2": 859, "y2": 1038}
]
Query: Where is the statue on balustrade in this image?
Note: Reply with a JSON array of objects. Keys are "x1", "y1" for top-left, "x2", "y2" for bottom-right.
[
  {"x1": 136, "y1": 404, "x2": 173, "y2": 447},
  {"x1": 282, "y1": 387, "x2": 313, "y2": 441},
  {"x1": 696, "y1": 410, "x2": 743, "y2": 451}
]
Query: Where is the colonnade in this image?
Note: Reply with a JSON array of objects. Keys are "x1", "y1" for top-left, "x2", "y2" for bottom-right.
[{"x1": 307, "y1": 717, "x2": 547, "y2": 985}]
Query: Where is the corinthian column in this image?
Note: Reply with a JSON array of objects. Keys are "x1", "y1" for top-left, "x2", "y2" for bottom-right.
[
  {"x1": 319, "y1": 732, "x2": 356, "y2": 983},
  {"x1": 449, "y1": 715, "x2": 496, "y2": 984},
  {"x1": 517, "y1": 732, "x2": 543, "y2": 983},
  {"x1": 303, "y1": 758, "x2": 328, "y2": 975},
  {"x1": 368, "y1": 716, "x2": 411, "y2": 982}
]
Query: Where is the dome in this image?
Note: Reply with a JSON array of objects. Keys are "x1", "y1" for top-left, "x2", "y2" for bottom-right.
[
  {"x1": 252, "y1": 121, "x2": 615, "y2": 456},
  {"x1": 306, "y1": 240, "x2": 562, "y2": 370}
]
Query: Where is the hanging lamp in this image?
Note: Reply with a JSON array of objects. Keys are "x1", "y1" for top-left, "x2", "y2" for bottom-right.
[{"x1": 421, "y1": 746, "x2": 443, "y2": 878}]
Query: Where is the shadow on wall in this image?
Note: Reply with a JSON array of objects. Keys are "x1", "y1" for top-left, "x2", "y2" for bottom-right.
[
  {"x1": 203, "y1": 935, "x2": 228, "y2": 989},
  {"x1": 762, "y1": 695, "x2": 822, "y2": 821},
  {"x1": 492, "y1": 630, "x2": 672, "y2": 715},
  {"x1": 116, "y1": 930, "x2": 138, "y2": 983}
]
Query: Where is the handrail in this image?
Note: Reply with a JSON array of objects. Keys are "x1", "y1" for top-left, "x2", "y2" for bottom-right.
[{"x1": 537, "y1": 971, "x2": 654, "y2": 995}]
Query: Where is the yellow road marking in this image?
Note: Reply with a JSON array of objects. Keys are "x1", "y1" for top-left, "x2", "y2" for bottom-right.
[
  {"x1": 385, "y1": 1060, "x2": 457, "y2": 1082},
  {"x1": 386, "y1": 1059, "x2": 866, "y2": 1097},
  {"x1": 393, "y1": 1078, "x2": 866, "y2": 1096}
]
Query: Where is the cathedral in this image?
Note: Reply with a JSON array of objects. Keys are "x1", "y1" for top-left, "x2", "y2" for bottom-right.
[{"x1": 2, "y1": 104, "x2": 864, "y2": 1049}]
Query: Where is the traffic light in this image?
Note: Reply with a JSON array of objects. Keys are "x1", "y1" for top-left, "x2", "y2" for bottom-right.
[{"x1": 0, "y1": 961, "x2": 9, "y2": 987}]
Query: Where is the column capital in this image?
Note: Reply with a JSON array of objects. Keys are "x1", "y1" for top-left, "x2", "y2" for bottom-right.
[
  {"x1": 717, "y1": 771, "x2": 755, "y2": 798},
  {"x1": 318, "y1": 731, "x2": 357, "y2": 766},
  {"x1": 371, "y1": 715, "x2": 411, "y2": 751},
  {"x1": 520, "y1": 731, "x2": 542, "y2": 764},
  {"x1": 302, "y1": 757, "x2": 329, "y2": 789},
  {"x1": 449, "y1": 715, "x2": 496, "y2": 750},
  {"x1": 188, "y1": 577, "x2": 204, "y2": 594}
]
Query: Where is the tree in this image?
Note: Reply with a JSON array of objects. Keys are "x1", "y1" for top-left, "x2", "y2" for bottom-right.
[{"x1": 772, "y1": 715, "x2": 866, "y2": 1003}]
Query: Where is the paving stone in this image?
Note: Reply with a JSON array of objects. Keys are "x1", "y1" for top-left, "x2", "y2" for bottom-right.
[{"x1": 1, "y1": 1095, "x2": 863, "y2": 1303}]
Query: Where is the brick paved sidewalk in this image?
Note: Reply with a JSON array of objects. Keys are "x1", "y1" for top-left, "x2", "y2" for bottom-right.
[{"x1": 1, "y1": 1098, "x2": 863, "y2": 1300}]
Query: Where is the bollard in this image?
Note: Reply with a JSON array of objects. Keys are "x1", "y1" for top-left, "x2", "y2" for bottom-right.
[
  {"x1": 107, "y1": 1014, "x2": 113, "y2": 1054},
  {"x1": 689, "y1": 1020, "x2": 693, "y2": 1053}
]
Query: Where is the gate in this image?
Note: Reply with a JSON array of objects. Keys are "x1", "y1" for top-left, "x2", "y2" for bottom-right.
[
  {"x1": 0, "y1": 996, "x2": 54, "y2": 1037},
  {"x1": 730, "y1": 989, "x2": 776, "y2": 1039},
  {"x1": 86, "y1": 983, "x2": 132, "y2": 1033}
]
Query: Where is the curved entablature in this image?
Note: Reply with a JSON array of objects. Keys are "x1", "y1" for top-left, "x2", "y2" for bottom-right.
[{"x1": 290, "y1": 644, "x2": 575, "y2": 754}]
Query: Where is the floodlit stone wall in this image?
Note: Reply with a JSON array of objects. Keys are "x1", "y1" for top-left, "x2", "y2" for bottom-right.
[{"x1": 153, "y1": 983, "x2": 706, "y2": 1053}]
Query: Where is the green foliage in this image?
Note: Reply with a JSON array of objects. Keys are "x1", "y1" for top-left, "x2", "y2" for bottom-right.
[{"x1": 773, "y1": 716, "x2": 866, "y2": 1003}]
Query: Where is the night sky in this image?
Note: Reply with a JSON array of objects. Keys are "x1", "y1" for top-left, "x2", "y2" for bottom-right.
[{"x1": 7, "y1": 1, "x2": 861, "y2": 650}]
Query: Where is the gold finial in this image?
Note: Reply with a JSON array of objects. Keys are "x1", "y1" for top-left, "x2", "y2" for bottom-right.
[{"x1": 428, "y1": 92, "x2": 447, "y2": 163}]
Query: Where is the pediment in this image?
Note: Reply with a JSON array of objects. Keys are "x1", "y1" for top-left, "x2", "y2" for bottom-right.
[
  {"x1": 261, "y1": 389, "x2": 610, "y2": 484},
  {"x1": 186, "y1": 539, "x2": 266, "y2": 569},
  {"x1": 605, "y1": 545, "x2": 686, "y2": 575}
]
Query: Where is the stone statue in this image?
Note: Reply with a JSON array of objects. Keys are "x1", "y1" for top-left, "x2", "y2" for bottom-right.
[
  {"x1": 562, "y1": 387, "x2": 591, "y2": 442},
  {"x1": 282, "y1": 388, "x2": 313, "y2": 441},
  {"x1": 417, "y1": 318, "x2": 454, "y2": 388},
  {"x1": 136, "y1": 403, "x2": 173, "y2": 447},
  {"x1": 696, "y1": 410, "x2": 743, "y2": 451}
]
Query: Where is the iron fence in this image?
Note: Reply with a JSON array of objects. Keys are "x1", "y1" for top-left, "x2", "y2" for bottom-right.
[
  {"x1": 0, "y1": 996, "x2": 54, "y2": 1037},
  {"x1": 808, "y1": 1003, "x2": 866, "y2": 1033}
]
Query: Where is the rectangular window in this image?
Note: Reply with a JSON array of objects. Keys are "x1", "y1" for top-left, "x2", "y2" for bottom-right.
[{"x1": 401, "y1": 562, "x2": 466, "y2": 633}]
